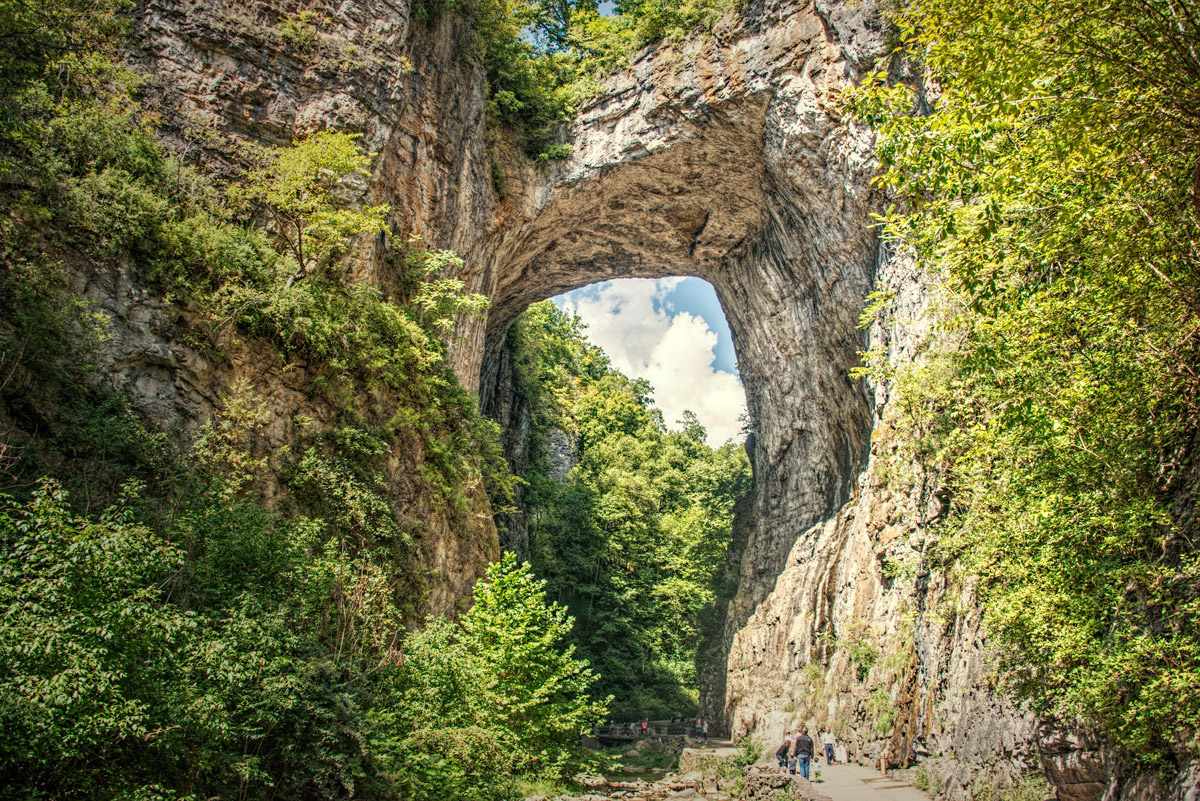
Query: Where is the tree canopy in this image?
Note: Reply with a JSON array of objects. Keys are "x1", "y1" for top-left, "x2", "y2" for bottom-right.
[{"x1": 508, "y1": 302, "x2": 751, "y2": 720}]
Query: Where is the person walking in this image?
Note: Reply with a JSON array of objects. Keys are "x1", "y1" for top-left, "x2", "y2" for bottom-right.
[
  {"x1": 792, "y1": 728, "x2": 815, "y2": 780},
  {"x1": 641, "y1": 718, "x2": 648, "y2": 737},
  {"x1": 822, "y1": 728, "x2": 835, "y2": 764},
  {"x1": 701, "y1": 720, "x2": 709, "y2": 743}
]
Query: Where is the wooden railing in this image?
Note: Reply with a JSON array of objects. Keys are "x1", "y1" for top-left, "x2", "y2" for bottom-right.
[{"x1": 594, "y1": 721, "x2": 704, "y2": 741}]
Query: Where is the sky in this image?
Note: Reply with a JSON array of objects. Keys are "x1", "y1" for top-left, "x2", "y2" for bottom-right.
[{"x1": 554, "y1": 277, "x2": 748, "y2": 446}]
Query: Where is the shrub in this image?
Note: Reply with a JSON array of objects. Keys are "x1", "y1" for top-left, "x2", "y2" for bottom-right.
[
  {"x1": 240, "y1": 130, "x2": 389, "y2": 286},
  {"x1": 844, "y1": 632, "x2": 878, "y2": 682},
  {"x1": 278, "y1": 10, "x2": 322, "y2": 50},
  {"x1": 733, "y1": 736, "x2": 763, "y2": 766},
  {"x1": 536, "y1": 143, "x2": 574, "y2": 162}
]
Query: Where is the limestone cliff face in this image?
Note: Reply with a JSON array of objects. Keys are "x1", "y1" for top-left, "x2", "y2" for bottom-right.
[
  {"x1": 476, "y1": 6, "x2": 1195, "y2": 797},
  {"x1": 112, "y1": 0, "x2": 1195, "y2": 798},
  {"x1": 473, "y1": 3, "x2": 1067, "y2": 795},
  {"x1": 716, "y1": 250, "x2": 1052, "y2": 799},
  {"x1": 480, "y1": 0, "x2": 886, "y2": 650},
  {"x1": 104, "y1": 0, "x2": 507, "y2": 616}
]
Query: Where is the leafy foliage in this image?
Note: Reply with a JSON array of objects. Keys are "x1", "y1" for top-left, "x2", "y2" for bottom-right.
[
  {"x1": 846, "y1": 0, "x2": 1200, "y2": 767},
  {"x1": 845, "y1": 630, "x2": 879, "y2": 683},
  {"x1": 0, "y1": 480, "x2": 603, "y2": 800},
  {"x1": 0, "y1": 0, "x2": 128, "y2": 133},
  {"x1": 240, "y1": 130, "x2": 389, "y2": 285},
  {"x1": 0, "y1": 3, "x2": 595, "y2": 798},
  {"x1": 508, "y1": 302, "x2": 751, "y2": 719},
  {"x1": 405, "y1": 245, "x2": 493, "y2": 331},
  {"x1": 732, "y1": 737, "x2": 763, "y2": 767},
  {"x1": 413, "y1": 0, "x2": 739, "y2": 156}
]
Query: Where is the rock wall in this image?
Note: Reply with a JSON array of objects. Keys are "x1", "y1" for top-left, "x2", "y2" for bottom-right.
[
  {"x1": 478, "y1": 337, "x2": 535, "y2": 559},
  {"x1": 715, "y1": 248, "x2": 1051, "y2": 798}
]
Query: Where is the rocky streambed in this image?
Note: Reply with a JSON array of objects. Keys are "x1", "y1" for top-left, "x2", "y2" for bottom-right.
[{"x1": 527, "y1": 750, "x2": 835, "y2": 801}]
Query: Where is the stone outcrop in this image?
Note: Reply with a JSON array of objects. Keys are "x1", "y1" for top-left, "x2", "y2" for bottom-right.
[
  {"x1": 107, "y1": 0, "x2": 506, "y2": 616},
  {"x1": 716, "y1": 247, "x2": 1048, "y2": 798},
  {"x1": 93, "y1": 0, "x2": 1198, "y2": 798},
  {"x1": 125, "y1": 0, "x2": 886, "y2": 628},
  {"x1": 480, "y1": 0, "x2": 887, "y2": 697}
]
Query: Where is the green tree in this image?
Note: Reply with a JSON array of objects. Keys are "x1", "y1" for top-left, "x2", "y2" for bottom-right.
[
  {"x1": 0, "y1": 482, "x2": 186, "y2": 794},
  {"x1": 0, "y1": 0, "x2": 127, "y2": 133},
  {"x1": 846, "y1": 0, "x2": 1200, "y2": 767},
  {"x1": 507, "y1": 302, "x2": 751, "y2": 719},
  {"x1": 374, "y1": 554, "x2": 608, "y2": 795},
  {"x1": 462, "y1": 553, "x2": 610, "y2": 764},
  {"x1": 243, "y1": 130, "x2": 389, "y2": 286}
]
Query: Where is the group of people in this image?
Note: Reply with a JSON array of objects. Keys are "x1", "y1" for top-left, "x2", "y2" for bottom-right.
[
  {"x1": 660, "y1": 716, "x2": 710, "y2": 742},
  {"x1": 616, "y1": 716, "x2": 711, "y2": 742},
  {"x1": 668, "y1": 716, "x2": 711, "y2": 741},
  {"x1": 774, "y1": 727, "x2": 842, "y2": 780}
]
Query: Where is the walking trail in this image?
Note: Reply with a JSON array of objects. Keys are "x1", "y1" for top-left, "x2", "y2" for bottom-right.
[
  {"x1": 689, "y1": 737, "x2": 931, "y2": 800},
  {"x1": 556, "y1": 741, "x2": 932, "y2": 801},
  {"x1": 811, "y1": 761, "x2": 931, "y2": 801}
]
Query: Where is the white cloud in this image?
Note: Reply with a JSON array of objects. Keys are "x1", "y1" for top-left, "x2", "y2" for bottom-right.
[{"x1": 559, "y1": 279, "x2": 747, "y2": 446}]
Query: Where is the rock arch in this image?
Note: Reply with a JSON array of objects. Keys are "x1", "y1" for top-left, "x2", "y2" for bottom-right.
[
  {"x1": 125, "y1": 0, "x2": 1075, "y2": 789},
  {"x1": 131, "y1": 0, "x2": 890, "y2": 680},
  {"x1": 476, "y1": 0, "x2": 887, "y2": 702}
]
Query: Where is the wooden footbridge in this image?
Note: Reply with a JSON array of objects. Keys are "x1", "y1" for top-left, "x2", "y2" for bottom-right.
[{"x1": 593, "y1": 720, "x2": 704, "y2": 744}]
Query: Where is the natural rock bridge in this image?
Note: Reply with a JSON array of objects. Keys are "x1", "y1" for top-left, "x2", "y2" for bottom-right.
[
  {"x1": 475, "y1": 0, "x2": 887, "y2": 708},
  {"x1": 125, "y1": 0, "x2": 1120, "y2": 796}
]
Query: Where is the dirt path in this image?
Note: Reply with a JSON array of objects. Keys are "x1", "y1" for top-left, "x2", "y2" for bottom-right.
[{"x1": 809, "y1": 762, "x2": 931, "y2": 801}]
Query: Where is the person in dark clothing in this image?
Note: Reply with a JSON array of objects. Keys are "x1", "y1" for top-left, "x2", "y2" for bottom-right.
[
  {"x1": 775, "y1": 738, "x2": 792, "y2": 772},
  {"x1": 792, "y1": 729, "x2": 815, "y2": 779}
]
